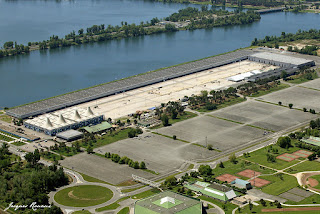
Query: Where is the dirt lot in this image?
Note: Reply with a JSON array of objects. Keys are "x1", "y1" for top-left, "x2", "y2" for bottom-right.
[
  {"x1": 258, "y1": 85, "x2": 320, "y2": 112},
  {"x1": 93, "y1": 133, "x2": 217, "y2": 174},
  {"x1": 210, "y1": 100, "x2": 316, "y2": 132},
  {"x1": 155, "y1": 115, "x2": 266, "y2": 151},
  {"x1": 60, "y1": 153, "x2": 154, "y2": 185}
]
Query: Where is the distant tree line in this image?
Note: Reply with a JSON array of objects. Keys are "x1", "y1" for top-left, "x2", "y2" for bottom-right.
[{"x1": 0, "y1": 9, "x2": 260, "y2": 58}]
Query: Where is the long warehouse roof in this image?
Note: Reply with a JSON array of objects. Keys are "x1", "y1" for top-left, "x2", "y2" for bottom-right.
[
  {"x1": 6, "y1": 50, "x2": 252, "y2": 119},
  {"x1": 250, "y1": 52, "x2": 313, "y2": 66}
]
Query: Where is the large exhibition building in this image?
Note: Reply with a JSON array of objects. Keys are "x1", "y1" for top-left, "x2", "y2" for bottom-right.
[
  {"x1": 134, "y1": 191, "x2": 202, "y2": 214},
  {"x1": 24, "y1": 107, "x2": 103, "y2": 136}
]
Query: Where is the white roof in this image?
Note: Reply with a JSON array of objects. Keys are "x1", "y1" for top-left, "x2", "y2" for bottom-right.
[
  {"x1": 251, "y1": 52, "x2": 312, "y2": 66},
  {"x1": 25, "y1": 107, "x2": 100, "y2": 131},
  {"x1": 204, "y1": 187, "x2": 225, "y2": 196},
  {"x1": 160, "y1": 197, "x2": 175, "y2": 204},
  {"x1": 225, "y1": 190, "x2": 237, "y2": 200},
  {"x1": 227, "y1": 70, "x2": 261, "y2": 82}
]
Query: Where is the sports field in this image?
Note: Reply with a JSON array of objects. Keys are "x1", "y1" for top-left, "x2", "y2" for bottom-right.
[{"x1": 54, "y1": 185, "x2": 113, "y2": 207}]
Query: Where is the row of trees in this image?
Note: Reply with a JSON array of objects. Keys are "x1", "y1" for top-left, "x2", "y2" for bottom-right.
[
  {"x1": 0, "y1": 146, "x2": 68, "y2": 213},
  {"x1": 104, "y1": 152, "x2": 147, "y2": 169},
  {"x1": 287, "y1": 45, "x2": 319, "y2": 56},
  {"x1": 237, "y1": 77, "x2": 280, "y2": 96}
]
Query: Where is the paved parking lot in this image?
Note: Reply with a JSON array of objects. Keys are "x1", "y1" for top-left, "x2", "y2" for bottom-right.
[
  {"x1": 156, "y1": 115, "x2": 266, "y2": 151},
  {"x1": 210, "y1": 100, "x2": 316, "y2": 132}
]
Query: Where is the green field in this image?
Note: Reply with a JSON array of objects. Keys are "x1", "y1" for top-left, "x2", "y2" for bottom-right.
[
  {"x1": 72, "y1": 210, "x2": 91, "y2": 214},
  {"x1": 198, "y1": 195, "x2": 238, "y2": 214},
  {"x1": 149, "y1": 111, "x2": 198, "y2": 129},
  {"x1": 76, "y1": 172, "x2": 113, "y2": 185},
  {"x1": 54, "y1": 185, "x2": 113, "y2": 207},
  {"x1": 82, "y1": 128, "x2": 135, "y2": 149},
  {"x1": 309, "y1": 174, "x2": 320, "y2": 189},
  {"x1": 243, "y1": 145, "x2": 302, "y2": 170},
  {"x1": 95, "y1": 202, "x2": 120, "y2": 212},
  {"x1": 212, "y1": 159, "x2": 275, "y2": 178},
  {"x1": 249, "y1": 83, "x2": 290, "y2": 97},
  {"x1": 131, "y1": 188, "x2": 161, "y2": 199},
  {"x1": 235, "y1": 202, "x2": 320, "y2": 214},
  {"x1": 259, "y1": 174, "x2": 298, "y2": 196},
  {"x1": 11, "y1": 141, "x2": 26, "y2": 146},
  {"x1": 0, "y1": 114, "x2": 12, "y2": 123},
  {"x1": 285, "y1": 161, "x2": 320, "y2": 173},
  {"x1": 117, "y1": 207, "x2": 129, "y2": 214},
  {"x1": 0, "y1": 133, "x2": 14, "y2": 142}
]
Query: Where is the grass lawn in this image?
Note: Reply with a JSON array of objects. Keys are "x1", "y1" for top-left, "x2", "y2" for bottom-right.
[
  {"x1": 0, "y1": 134, "x2": 14, "y2": 142},
  {"x1": 131, "y1": 188, "x2": 161, "y2": 199},
  {"x1": 0, "y1": 114, "x2": 12, "y2": 123},
  {"x1": 121, "y1": 186, "x2": 145, "y2": 193},
  {"x1": 213, "y1": 159, "x2": 275, "y2": 179},
  {"x1": 285, "y1": 160, "x2": 320, "y2": 173},
  {"x1": 243, "y1": 145, "x2": 302, "y2": 170},
  {"x1": 77, "y1": 172, "x2": 113, "y2": 185},
  {"x1": 198, "y1": 195, "x2": 238, "y2": 214},
  {"x1": 72, "y1": 210, "x2": 91, "y2": 214},
  {"x1": 117, "y1": 207, "x2": 129, "y2": 214},
  {"x1": 249, "y1": 83, "x2": 290, "y2": 97},
  {"x1": 40, "y1": 151, "x2": 62, "y2": 162},
  {"x1": 54, "y1": 185, "x2": 113, "y2": 207},
  {"x1": 95, "y1": 202, "x2": 120, "y2": 212},
  {"x1": 259, "y1": 174, "x2": 298, "y2": 196},
  {"x1": 197, "y1": 97, "x2": 246, "y2": 113},
  {"x1": 235, "y1": 202, "x2": 320, "y2": 214},
  {"x1": 83, "y1": 128, "x2": 135, "y2": 149},
  {"x1": 11, "y1": 141, "x2": 26, "y2": 146},
  {"x1": 310, "y1": 174, "x2": 320, "y2": 189},
  {"x1": 149, "y1": 111, "x2": 198, "y2": 129}
]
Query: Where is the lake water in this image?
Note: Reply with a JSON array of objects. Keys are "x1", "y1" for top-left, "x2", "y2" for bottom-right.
[{"x1": 0, "y1": 0, "x2": 319, "y2": 108}]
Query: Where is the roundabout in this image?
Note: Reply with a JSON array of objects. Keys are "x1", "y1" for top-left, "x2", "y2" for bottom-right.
[{"x1": 54, "y1": 185, "x2": 113, "y2": 207}]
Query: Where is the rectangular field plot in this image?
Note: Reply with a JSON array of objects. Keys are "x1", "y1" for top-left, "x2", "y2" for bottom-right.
[
  {"x1": 258, "y1": 86, "x2": 320, "y2": 112},
  {"x1": 155, "y1": 116, "x2": 266, "y2": 151},
  {"x1": 300, "y1": 78, "x2": 320, "y2": 90},
  {"x1": 60, "y1": 153, "x2": 154, "y2": 185},
  {"x1": 94, "y1": 133, "x2": 217, "y2": 174},
  {"x1": 210, "y1": 100, "x2": 316, "y2": 132}
]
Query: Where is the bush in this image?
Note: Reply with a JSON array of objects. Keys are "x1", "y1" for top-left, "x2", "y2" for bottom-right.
[{"x1": 173, "y1": 135, "x2": 177, "y2": 140}]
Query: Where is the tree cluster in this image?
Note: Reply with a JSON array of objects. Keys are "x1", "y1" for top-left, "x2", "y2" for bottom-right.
[
  {"x1": 128, "y1": 127, "x2": 143, "y2": 138},
  {"x1": 0, "y1": 146, "x2": 68, "y2": 213}
]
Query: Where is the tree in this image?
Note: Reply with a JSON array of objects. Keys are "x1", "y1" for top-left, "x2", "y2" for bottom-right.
[
  {"x1": 133, "y1": 161, "x2": 140, "y2": 169},
  {"x1": 198, "y1": 165, "x2": 212, "y2": 177},
  {"x1": 162, "y1": 115, "x2": 170, "y2": 126},
  {"x1": 277, "y1": 136, "x2": 291, "y2": 149},
  {"x1": 218, "y1": 161, "x2": 225, "y2": 168},
  {"x1": 128, "y1": 129, "x2": 136, "y2": 138},
  {"x1": 260, "y1": 199, "x2": 266, "y2": 207},
  {"x1": 229, "y1": 153, "x2": 237, "y2": 164},
  {"x1": 140, "y1": 161, "x2": 146, "y2": 169},
  {"x1": 249, "y1": 201, "x2": 253, "y2": 210},
  {"x1": 164, "y1": 176, "x2": 177, "y2": 189},
  {"x1": 165, "y1": 24, "x2": 177, "y2": 32},
  {"x1": 207, "y1": 144, "x2": 213, "y2": 150},
  {"x1": 289, "y1": 103, "x2": 293, "y2": 109},
  {"x1": 173, "y1": 135, "x2": 177, "y2": 140},
  {"x1": 308, "y1": 153, "x2": 316, "y2": 161},
  {"x1": 87, "y1": 146, "x2": 93, "y2": 154},
  {"x1": 278, "y1": 101, "x2": 282, "y2": 105},
  {"x1": 280, "y1": 71, "x2": 287, "y2": 79},
  {"x1": 3, "y1": 41, "x2": 14, "y2": 49},
  {"x1": 267, "y1": 153, "x2": 276, "y2": 162}
]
